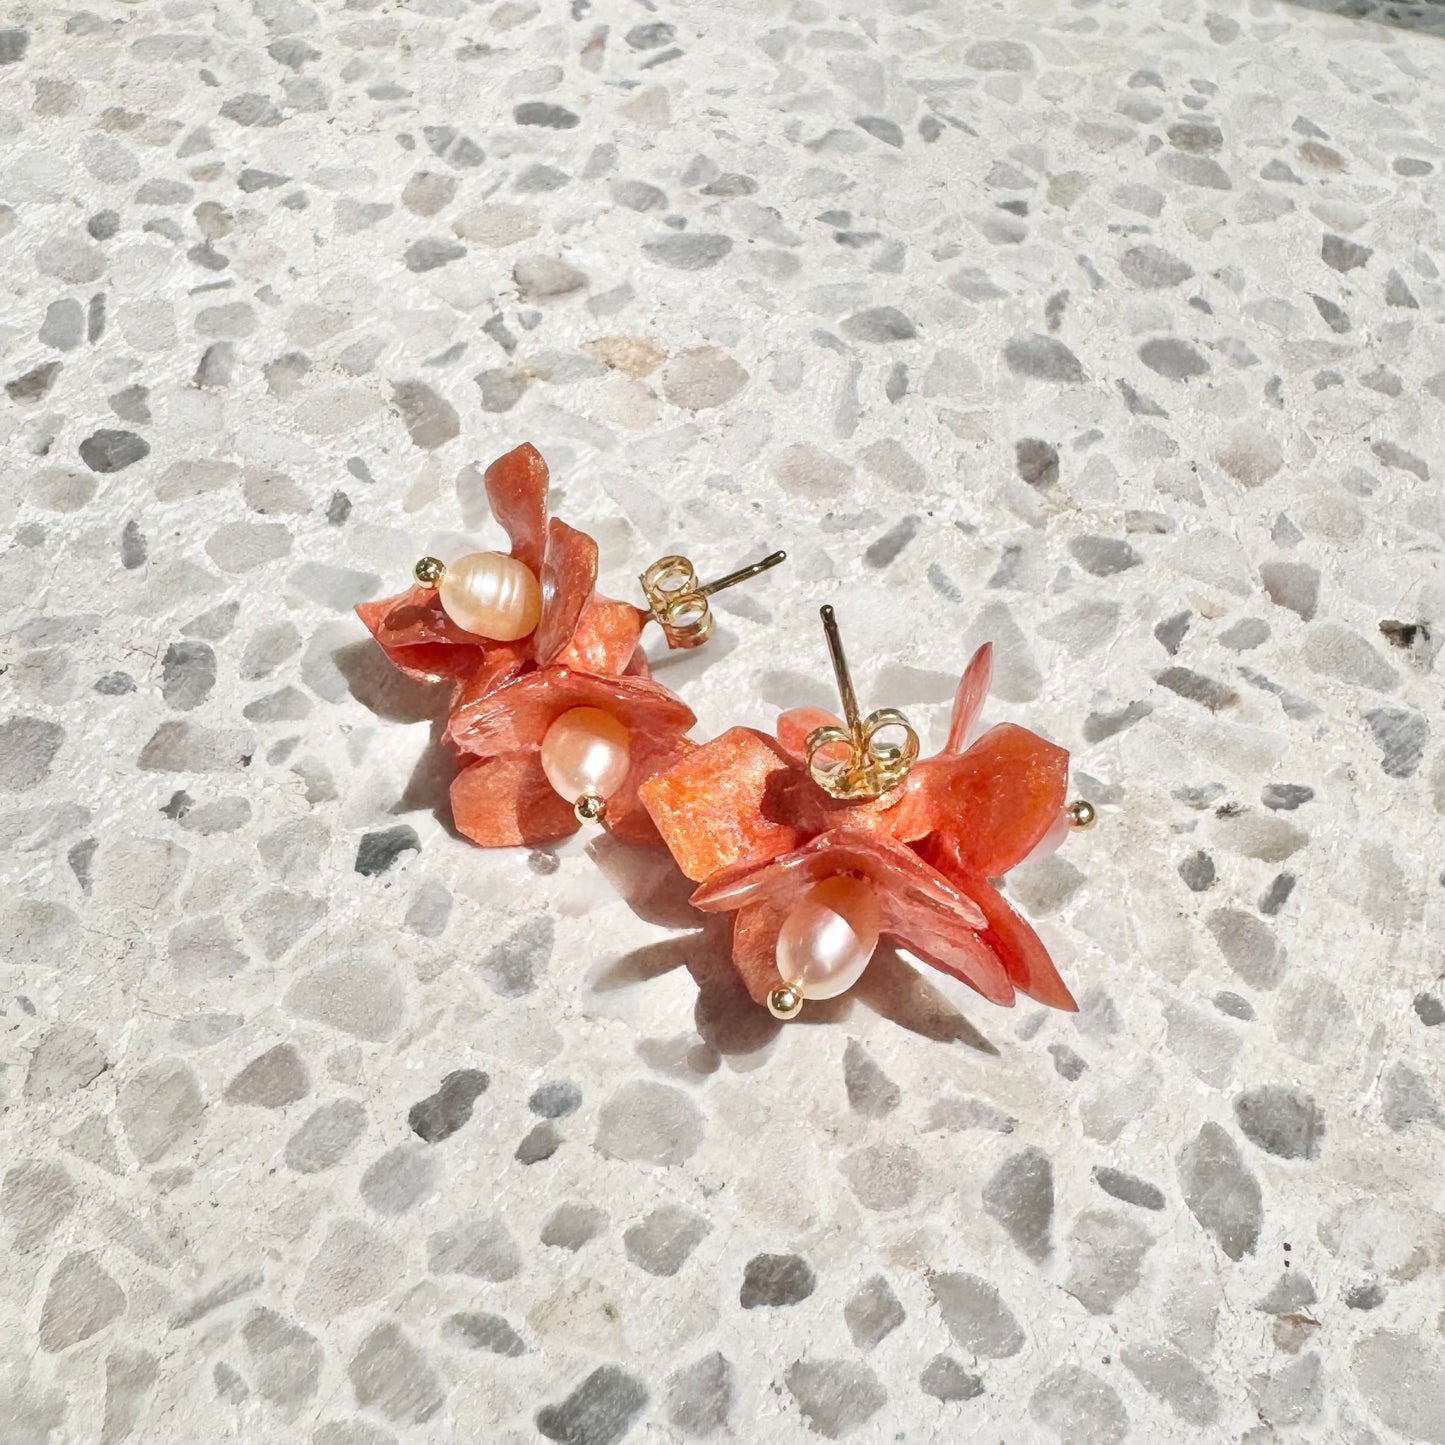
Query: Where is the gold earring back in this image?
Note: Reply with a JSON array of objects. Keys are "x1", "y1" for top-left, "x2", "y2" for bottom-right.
[
  {"x1": 639, "y1": 549, "x2": 786, "y2": 649},
  {"x1": 804, "y1": 605, "x2": 919, "y2": 801}
]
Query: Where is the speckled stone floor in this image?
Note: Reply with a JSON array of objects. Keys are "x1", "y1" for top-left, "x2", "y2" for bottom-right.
[{"x1": 2, "y1": 1, "x2": 1444, "y2": 1442}]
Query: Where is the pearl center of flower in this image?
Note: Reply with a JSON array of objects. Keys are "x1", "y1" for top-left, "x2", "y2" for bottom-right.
[
  {"x1": 776, "y1": 875, "x2": 881, "y2": 1001},
  {"x1": 438, "y1": 550, "x2": 542, "y2": 641},
  {"x1": 540, "y1": 707, "x2": 632, "y2": 813}
]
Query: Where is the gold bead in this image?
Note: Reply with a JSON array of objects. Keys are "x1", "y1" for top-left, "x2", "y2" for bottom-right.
[
  {"x1": 574, "y1": 793, "x2": 607, "y2": 825},
  {"x1": 767, "y1": 983, "x2": 803, "y2": 1020},
  {"x1": 414, "y1": 556, "x2": 446, "y2": 587},
  {"x1": 1067, "y1": 799, "x2": 1097, "y2": 830}
]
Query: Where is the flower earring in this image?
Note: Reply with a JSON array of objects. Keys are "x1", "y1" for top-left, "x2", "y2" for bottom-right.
[
  {"x1": 639, "y1": 606, "x2": 1096, "y2": 1020},
  {"x1": 355, "y1": 443, "x2": 786, "y2": 847}
]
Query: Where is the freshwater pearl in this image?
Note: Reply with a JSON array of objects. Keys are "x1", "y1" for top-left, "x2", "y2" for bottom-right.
[
  {"x1": 438, "y1": 550, "x2": 542, "y2": 641},
  {"x1": 776, "y1": 875, "x2": 881, "y2": 1000},
  {"x1": 540, "y1": 708, "x2": 631, "y2": 805}
]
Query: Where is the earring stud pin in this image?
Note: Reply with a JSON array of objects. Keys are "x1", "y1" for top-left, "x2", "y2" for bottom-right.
[{"x1": 639, "y1": 549, "x2": 787, "y2": 650}]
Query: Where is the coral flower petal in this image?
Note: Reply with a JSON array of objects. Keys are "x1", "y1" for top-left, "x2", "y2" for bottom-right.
[
  {"x1": 695, "y1": 831, "x2": 1015, "y2": 1007},
  {"x1": 484, "y1": 442, "x2": 549, "y2": 575},
  {"x1": 947, "y1": 859, "x2": 1077, "y2": 1012},
  {"x1": 446, "y1": 667, "x2": 695, "y2": 758},
  {"x1": 556, "y1": 595, "x2": 648, "y2": 677},
  {"x1": 451, "y1": 750, "x2": 579, "y2": 847},
  {"x1": 639, "y1": 726, "x2": 807, "y2": 882},
  {"x1": 535, "y1": 518, "x2": 600, "y2": 665},
  {"x1": 603, "y1": 732, "x2": 698, "y2": 847},
  {"x1": 354, "y1": 584, "x2": 487, "y2": 682},
  {"x1": 928, "y1": 723, "x2": 1070, "y2": 877},
  {"x1": 945, "y1": 642, "x2": 994, "y2": 754}
]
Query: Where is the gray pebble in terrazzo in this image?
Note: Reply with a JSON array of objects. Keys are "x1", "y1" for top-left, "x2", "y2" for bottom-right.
[
  {"x1": 623, "y1": 1205, "x2": 710, "y2": 1277},
  {"x1": 740, "y1": 1253, "x2": 816, "y2": 1309},
  {"x1": 641, "y1": 233, "x2": 732, "y2": 270},
  {"x1": 408, "y1": 1069, "x2": 489, "y2": 1144},
  {"x1": 664, "y1": 1353, "x2": 731, "y2": 1436},
  {"x1": 360, "y1": 1144, "x2": 440, "y2": 1216},
  {"x1": 1262, "y1": 783, "x2": 1313, "y2": 810},
  {"x1": 1364, "y1": 708, "x2": 1428, "y2": 778},
  {"x1": 1139, "y1": 336, "x2": 1210, "y2": 379},
  {"x1": 540, "y1": 1202, "x2": 606, "y2": 1252},
  {"x1": 1178, "y1": 850, "x2": 1215, "y2": 892},
  {"x1": 117, "y1": 1059, "x2": 205, "y2": 1164},
  {"x1": 595, "y1": 1084, "x2": 702, "y2": 1165},
  {"x1": 161, "y1": 641, "x2": 216, "y2": 711},
  {"x1": 842, "y1": 1143, "x2": 921, "y2": 1211},
  {"x1": 930, "y1": 1273, "x2": 1024, "y2": 1358},
  {"x1": 1049, "y1": 1043, "x2": 1088, "y2": 1080},
  {"x1": 6, "y1": 361, "x2": 62, "y2": 403},
  {"x1": 516, "y1": 1121, "x2": 561, "y2": 1164},
  {"x1": 427, "y1": 1212, "x2": 521, "y2": 1280},
  {"x1": 0, "y1": 716, "x2": 65, "y2": 791},
  {"x1": 1065, "y1": 1209, "x2": 1153, "y2": 1314},
  {"x1": 354, "y1": 825, "x2": 421, "y2": 877},
  {"x1": 284, "y1": 1100, "x2": 368, "y2": 1174},
  {"x1": 225, "y1": 1043, "x2": 310, "y2": 1109},
  {"x1": 1345, "y1": 1282, "x2": 1385, "y2": 1310},
  {"x1": 982, "y1": 1147, "x2": 1054, "y2": 1261},
  {"x1": 1385, "y1": 271, "x2": 1420, "y2": 309},
  {"x1": 785, "y1": 1360, "x2": 886, "y2": 1439},
  {"x1": 39, "y1": 1252, "x2": 126, "y2": 1352},
  {"x1": 844, "y1": 1275, "x2": 904, "y2": 1349},
  {"x1": 39, "y1": 298, "x2": 85, "y2": 350},
  {"x1": 213, "y1": 1363, "x2": 249, "y2": 1403},
  {"x1": 79, "y1": 429, "x2": 150, "y2": 474},
  {"x1": 1214, "y1": 992, "x2": 1256, "y2": 1021},
  {"x1": 1207, "y1": 909, "x2": 1285, "y2": 989},
  {"x1": 2, "y1": 1160, "x2": 78, "y2": 1252},
  {"x1": 403, "y1": 237, "x2": 465, "y2": 273},
  {"x1": 313, "y1": 1423, "x2": 394, "y2": 1445},
  {"x1": 536, "y1": 1366, "x2": 649, "y2": 1445},
  {"x1": 1352, "y1": 1332, "x2": 1445, "y2": 1442},
  {"x1": 1415, "y1": 995, "x2": 1445, "y2": 1028},
  {"x1": 514, "y1": 256, "x2": 588, "y2": 300},
  {"x1": 854, "y1": 116, "x2": 904, "y2": 148},
  {"x1": 476, "y1": 916, "x2": 554, "y2": 997},
  {"x1": 530, "y1": 1080, "x2": 582, "y2": 1118},
  {"x1": 1177, "y1": 1122, "x2": 1262, "y2": 1260},
  {"x1": 347, "y1": 1323, "x2": 445, "y2": 1425},
  {"x1": 22, "y1": 1025, "x2": 108, "y2": 1103},
  {"x1": 1311, "y1": 294, "x2": 1351, "y2": 333},
  {"x1": 1380, "y1": 1064, "x2": 1441, "y2": 1131},
  {"x1": 515, "y1": 102, "x2": 580, "y2": 130},
  {"x1": 1121, "y1": 1344, "x2": 1219, "y2": 1427},
  {"x1": 443, "y1": 1311, "x2": 527, "y2": 1356},
  {"x1": 1256, "y1": 1272, "x2": 1317, "y2": 1314},
  {"x1": 240, "y1": 1308, "x2": 321, "y2": 1407},
  {"x1": 842, "y1": 1039, "x2": 899, "y2": 1117},
  {"x1": 921, "y1": 1355, "x2": 984, "y2": 1403},
  {"x1": 1092, "y1": 1167, "x2": 1165, "y2": 1211},
  {"x1": 1003, "y1": 333, "x2": 1083, "y2": 383},
  {"x1": 1030, "y1": 1366, "x2": 1129, "y2": 1444},
  {"x1": 1069, "y1": 535, "x2": 1141, "y2": 576}
]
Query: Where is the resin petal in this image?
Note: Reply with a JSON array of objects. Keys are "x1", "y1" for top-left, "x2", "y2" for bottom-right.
[
  {"x1": 927, "y1": 723, "x2": 1070, "y2": 877},
  {"x1": 354, "y1": 584, "x2": 487, "y2": 682},
  {"x1": 695, "y1": 831, "x2": 1014, "y2": 1008},
  {"x1": 446, "y1": 667, "x2": 695, "y2": 758},
  {"x1": 945, "y1": 642, "x2": 994, "y2": 754},
  {"x1": 451, "y1": 750, "x2": 579, "y2": 847},
  {"x1": 484, "y1": 441, "x2": 549, "y2": 575},
  {"x1": 639, "y1": 726, "x2": 806, "y2": 882},
  {"x1": 534, "y1": 517, "x2": 600, "y2": 665},
  {"x1": 555, "y1": 595, "x2": 648, "y2": 678}
]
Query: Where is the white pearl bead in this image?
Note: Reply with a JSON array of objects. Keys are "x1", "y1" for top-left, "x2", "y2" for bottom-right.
[
  {"x1": 776, "y1": 876, "x2": 881, "y2": 1001},
  {"x1": 540, "y1": 707, "x2": 632, "y2": 805},
  {"x1": 438, "y1": 550, "x2": 542, "y2": 641}
]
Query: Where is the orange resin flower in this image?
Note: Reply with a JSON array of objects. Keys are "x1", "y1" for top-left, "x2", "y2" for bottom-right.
[
  {"x1": 639, "y1": 643, "x2": 1080, "y2": 1013},
  {"x1": 355, "y1": 442, "x2": 697, "y2": 848}
]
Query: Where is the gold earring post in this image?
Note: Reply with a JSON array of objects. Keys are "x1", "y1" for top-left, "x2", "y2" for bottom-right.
[
  {"x1": 640, "y1": 549, "x2": 786, "y2": 649},
  {"x1": 805, "y1": 606, "x2": 919, "y2": 801}
]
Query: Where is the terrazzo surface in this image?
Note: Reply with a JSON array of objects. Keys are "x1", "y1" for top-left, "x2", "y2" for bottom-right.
[{"x1": 2, "y1": 0, "x2": 1443, "y2": 1441}]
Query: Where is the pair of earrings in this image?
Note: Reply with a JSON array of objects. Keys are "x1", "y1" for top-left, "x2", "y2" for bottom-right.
[{"x1": 358, "y1": 443, "x2": 1095, "y2": 1021}]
